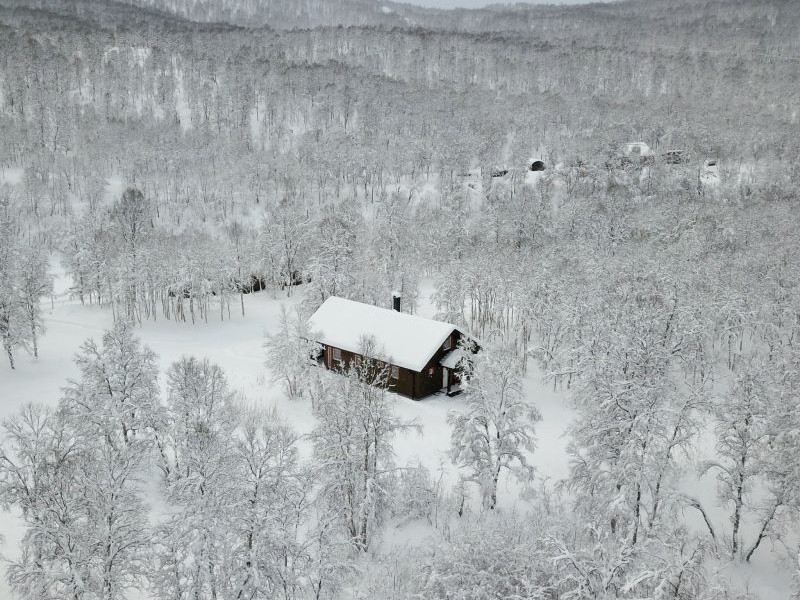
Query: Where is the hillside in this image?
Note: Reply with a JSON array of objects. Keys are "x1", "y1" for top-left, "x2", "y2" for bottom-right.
[{"x1": 1, "y1": 0, "x2": 799, "y2": 599}]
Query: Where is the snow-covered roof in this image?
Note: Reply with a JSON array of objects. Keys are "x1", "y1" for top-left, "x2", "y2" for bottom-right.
[
  {"x1": 623, "y1": 142, "x2": 652, "y2": 157},
  {"x1": 307, "y1": 297, "x2": 460, "y2": 372},
  {"x1": 439, "y1": 348, "x2": 467, "y2": 370}
]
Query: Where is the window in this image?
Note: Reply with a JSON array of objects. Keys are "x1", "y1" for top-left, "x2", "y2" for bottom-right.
[
  {"x1": 391, "y1": 365, "x2": 400, "y2": 379},
  {"x1": 333, "y1": 348, "x2": 342, "y2": 363},
  {"x1": 443, "y1": 337, "x2": 452, "y2": 351}
]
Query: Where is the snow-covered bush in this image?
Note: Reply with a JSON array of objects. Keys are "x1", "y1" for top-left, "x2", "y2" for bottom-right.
[
  {"x1": 392, "y1": 463, "x2": 446, "y2": 527},
  {"x1": 415, "y1": 513, "x2": 550, "y2": 600}
]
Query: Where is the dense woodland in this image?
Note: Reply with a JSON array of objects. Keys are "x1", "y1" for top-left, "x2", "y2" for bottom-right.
[{"x1": 1, "y1": 0, "x2": 800, "y2": 598}]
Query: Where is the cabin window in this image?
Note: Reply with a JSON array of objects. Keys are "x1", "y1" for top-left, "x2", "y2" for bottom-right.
[
  {"x1": 391, "y1": 365, "x2": 399, "y2": 379},
  {"x1": 443, "y1": 337, "x2": 452, "y2": 351},
  {"x1": 333, "y1": 348, "x2": 342, "y2": 363}
]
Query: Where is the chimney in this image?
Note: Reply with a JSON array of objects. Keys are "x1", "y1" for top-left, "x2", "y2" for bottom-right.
[{"x1": 392, "y1": 292, "x2": 401, "y2": 312}]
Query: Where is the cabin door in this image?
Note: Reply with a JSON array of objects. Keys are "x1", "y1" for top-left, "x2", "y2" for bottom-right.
[{"x1": 442, "y1": 368, "x2": 449, "y2": 391}]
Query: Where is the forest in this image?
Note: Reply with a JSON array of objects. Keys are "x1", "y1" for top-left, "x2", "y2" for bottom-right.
[{"x1": 0, "y1": 0, "x2": 799, "y2": 598}]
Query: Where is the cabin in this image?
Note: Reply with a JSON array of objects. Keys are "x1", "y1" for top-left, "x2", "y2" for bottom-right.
[
  {"x1": 618, "y1": 142, "x2": 655, "y2": 166},
  {"x1": 623, "y1": 142, "x2": 652, "y2": 158},
  {"x1": 306, "y1": 296, "x2": 476, "y2": 400}
]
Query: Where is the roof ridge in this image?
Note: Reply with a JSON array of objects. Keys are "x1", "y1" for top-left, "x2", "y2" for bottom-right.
[
  {"x1": 308, "y1": 296, "x2": 459, "y2": 372},
  {"x1": 326, "y1": 295, "x2": 456, "y2": 328}
]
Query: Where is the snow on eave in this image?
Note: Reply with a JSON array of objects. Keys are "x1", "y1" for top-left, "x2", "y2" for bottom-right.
[
  {"x1": 439, "y1": 348, "x2": 468, "y2": 370},
  {"x1": 306, "y1": 296, "x2": 464, "y2": 373}
]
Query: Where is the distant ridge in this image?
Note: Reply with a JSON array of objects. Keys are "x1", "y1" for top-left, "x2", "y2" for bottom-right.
[
  {"x1": 114, "y1": 0, "x2": 615, "y2": 31},
  {"x1": 117, "y1": 0, "x2": 421, "y2": 29}
]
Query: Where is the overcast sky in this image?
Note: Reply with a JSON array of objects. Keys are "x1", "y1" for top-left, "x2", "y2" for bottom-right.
[{"x1": 402, "y1": 0, "x2": 597, "y2": 7}]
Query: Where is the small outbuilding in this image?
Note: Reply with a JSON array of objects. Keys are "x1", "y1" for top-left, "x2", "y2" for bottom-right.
[
  {"x1": 530, "y1": 160, "x2": 546, "y2": 171},
  {"x1": 623, "y1": 142, "x2": 652, "y2": 157},
  {"x1": 307, "y1": 296, "x2": 477, "y2": 399},
  {"x1": 702, "y1": 159, "x2": 719, "y2": 180},
  {"x1": 663, "y1": 150, "x2": 688, "y2": 165}
]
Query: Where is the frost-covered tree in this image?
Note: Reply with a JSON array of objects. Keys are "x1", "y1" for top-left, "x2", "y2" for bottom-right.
[
  {"x1": 152, "y1": 361, "x2": 320, "y2": 600},
  {"x1": 303, "y1": 505, "x2": 356, "y2": 600},
  {"x1": 60, "y1": 323, "x2": 157, "y2": 598},
  {"x1": 152, "y1": 356, "x2": 240, "y2": 599},
  {"x1": 227, "y1": 407, "x2": 309, "y2": 600},
  {"x1": 310, "y1": 337, "x2": 415, "y2": 552},
  {"x1": 0, "y1": 203, "x2": 51, "y2": 366},
  {"x1": 226, "y1": 219, "x2": 260, "y2": 317},
  {"x1": 111, "y1": 187, "x2": 153, "y2": 323},
  {"x1": 0, "y1": 193, "x2": 27, "y2": 369},
  {"x1": 259, "y1": 198, "x2": 310, "y2": 296},
  {"x1": 449, "y1": 344, "x2": 540, "y2": 509},
  {"x1": 563, "y1": 269, "x2": 709, "y2": 547},
  {"x1": 702, "y1": 358, "x2": 772, "y2": 560},
  {"x1": 160, "y1": 356, "x2": 239, "y2": 483},
  {"x1": 17, "y1": 242, "x2": 53, "y2": 359},
  {"x1": 264, "y1": 306, "x2": 321, "y2": 398},
  {"x1": 547, "y1": 522, "x2": 717, "y2": 600},
  {"x1": 63, "y1": 207, "x2": 114, "y2": 308},
  {"x1": 703, "y1": 353, "x2": 800, "y2": 562},
  {"x1": 79, "y1": 431, "x2": 151, "y2": 599},
  {"x1": 0, "y1": 404, "x2": 89, "y2": 600},
  {"x1": 63, "y1": 320, "x2": 161, "y2": 446},
  {"x1": 744, "y1": 353, "x2": 800, "y2": 563},
  {"x1": 357, "y1": 192, "x2": 421, "y2": 311},
  {"x1": 304, "y1": 205, "x2": 358, "y2": 311},
  {"x1": 1, "y1": 321, "x2": 159, "y2": 600}
]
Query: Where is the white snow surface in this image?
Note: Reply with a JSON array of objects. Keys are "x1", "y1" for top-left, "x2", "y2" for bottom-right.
[
  {"x1": 0, "y1": 166, "x2": 24, "y2": 185},
  {"x1": 307, "y1": 296, "x2": 462, "y2": 372},
  {"x1": 439, "y1": 348, "x2": 466, "y2": 369}
]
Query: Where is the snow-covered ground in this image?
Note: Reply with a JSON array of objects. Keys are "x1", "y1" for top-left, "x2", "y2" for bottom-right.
[{"x1": 0, "y1": 166, "x2": 24, "y2": 185}]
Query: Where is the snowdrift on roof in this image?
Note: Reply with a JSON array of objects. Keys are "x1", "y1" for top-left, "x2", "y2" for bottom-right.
[{"x1": 307, "y1": 296, "x2": 460, "y2": 372}]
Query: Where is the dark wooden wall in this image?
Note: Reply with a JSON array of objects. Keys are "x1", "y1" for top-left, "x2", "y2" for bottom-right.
[
  {"x1": 318, "y1": 329, "x2": 464, "y2": 400},
  {"x1": 412, "y1": 330, "x2": 465, "y2": 398},
  {"x1": 321, "y1": 343, "x2": 417, "y2": 397}
]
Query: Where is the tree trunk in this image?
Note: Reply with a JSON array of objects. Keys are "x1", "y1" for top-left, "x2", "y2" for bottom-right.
[
  {"x1": 744, "y1": 499, "x2": 780, "y2": 562},
  {"x1": 731, "y1": 470, "x2": 745, "y2": 559},
  {"x1": 4, "y1": 340, "x2": 14, "y2": 369},
  {"x1": 31, "y1": 323, "x2": 38, "y2": 358},
  {"x1": 631, "y1": 482, "x2": 642, "y2": 546}
]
